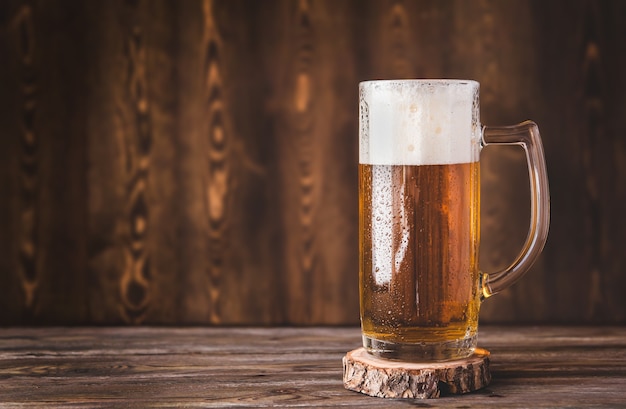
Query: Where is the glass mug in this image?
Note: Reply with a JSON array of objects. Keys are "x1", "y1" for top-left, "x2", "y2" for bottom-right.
[{"x1": 359, "y1": 80, "x2": 550, "y2": 361}]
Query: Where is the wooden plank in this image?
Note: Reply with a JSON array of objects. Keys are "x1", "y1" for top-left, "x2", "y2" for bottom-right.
[
  {"x1": 85, "y1": 0, "x2": 180, "y2": 324},
  {"x1": 9, "y1": 3, "x2": 42, "y2": 318},
  {"x1": 137, "y1": 0, "x2": 180, "y2": 324},
  {"x1": 179, "y1": 0, "x2": 236, "y2": 324},
  {"x1": 262, "y1": 0, "x2": 360, "y2": 324},
  {"x1": 33, "y1": 0, "x2": 89, "y2": 324},
  {"x1": 176, "y1": 0, "x2": 282, "y2": 324},
  {"x1": 600, "y1": 0, "x2": 626, "y2": 322},
  {"x1": 0, "y1": 0, "x2": 89, "y2": 324},
  {"x1": 0, "y1": 0, "x2": 27, "y2": 324},
  {"x1": 525, "y1": 0, "x2": 592, "y2": 323},
  {"x1": 305, "y1": 0, "x2": 360, "y2": 325},
  {"x1": 574, "y1": 0, "x2": 626, "y2": 323},
  {"x1": 0, "y1": 326, "x2": 625, "y2": 407}
]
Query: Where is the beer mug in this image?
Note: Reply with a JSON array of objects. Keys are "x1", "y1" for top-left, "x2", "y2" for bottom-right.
[{"x1": 359, "y1": 80, "x2": 549, "y2": 361}]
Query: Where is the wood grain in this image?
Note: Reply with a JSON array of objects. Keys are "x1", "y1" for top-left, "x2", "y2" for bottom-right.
[
  {"x1": 200, "y1": 0, "x2": 230, "y2": 324},
  {"x1": 283, "y1": 0, "x2": 319, "y2": 323},
  {"x1": 0, "y1": 326, "x2": 625, "y2": 407},
  {"x1": 343, "y1": 347, "x2": 491, "y2": 398},
  {"x1": 177, "y1": 0, "x2": 287, "y2": 324},
  {"x1": 0, "y1": 0, "x2": 89, "y2": 324},
  {"x1": 85, "y1": 0, "x2": 179, "y2": 324},
  {"x1": 14, "y1": 4, "x2": 39, "y2": 312},
  {"x1": 0, "y1": 0, "x2": 625, "y2": 325},
  {"x1": 265, "y1": 0, "x2": 359, "y2": 324}
]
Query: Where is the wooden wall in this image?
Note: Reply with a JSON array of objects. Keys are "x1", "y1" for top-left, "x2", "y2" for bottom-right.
[{"x1": 0, "y1": 0, "x2": 624, "y2": 325}]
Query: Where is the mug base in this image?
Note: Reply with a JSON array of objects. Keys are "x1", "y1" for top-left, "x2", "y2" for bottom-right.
[{"x1": 363, "y1": 333, "x2": 477, "y2": 362}]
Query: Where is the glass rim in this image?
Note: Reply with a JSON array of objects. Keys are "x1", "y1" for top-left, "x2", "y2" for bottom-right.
[{"x1": 359, "y1": 79, "x2": 479, "y2": 87}]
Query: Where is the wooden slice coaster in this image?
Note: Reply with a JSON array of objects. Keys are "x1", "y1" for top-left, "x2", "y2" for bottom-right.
[{"x1": 342, "y1": 347, "x2": 491, "y2": 399}]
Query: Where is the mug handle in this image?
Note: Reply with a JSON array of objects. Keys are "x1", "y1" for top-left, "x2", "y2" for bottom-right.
[{"x1": 480, "y1": 121, "x2": 550, "y2": 298}]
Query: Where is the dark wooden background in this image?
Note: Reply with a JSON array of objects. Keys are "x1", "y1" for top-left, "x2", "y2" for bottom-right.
[{"x1": 1, "y1": 0, "x2": 624, "y2": 325}]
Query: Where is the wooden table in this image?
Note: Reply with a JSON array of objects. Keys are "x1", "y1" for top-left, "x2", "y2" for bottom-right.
[{"x1": 1, "y1": 326, "x2": 624, "y2": 407}]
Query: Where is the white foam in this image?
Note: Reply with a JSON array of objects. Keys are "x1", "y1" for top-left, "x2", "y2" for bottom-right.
[{"x1": 359, "y1": 80, "x2": 481, "y2": 165}]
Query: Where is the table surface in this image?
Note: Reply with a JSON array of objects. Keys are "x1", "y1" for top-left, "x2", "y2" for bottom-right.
[{"x1": 1, "y1": 326, "x2": 625, "y2": 408}]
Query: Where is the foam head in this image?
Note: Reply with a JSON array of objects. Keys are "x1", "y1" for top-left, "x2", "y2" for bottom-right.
[{"x1": 359, "y1": 80, "x2": 481, "y2": 166}]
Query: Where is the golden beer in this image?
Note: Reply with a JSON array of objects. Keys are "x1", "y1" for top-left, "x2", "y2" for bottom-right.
[{"x1": 359, "y1": 162, "x2": 481, "y2": 360}]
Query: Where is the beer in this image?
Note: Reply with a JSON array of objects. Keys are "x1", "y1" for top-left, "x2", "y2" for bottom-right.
[
  {"x1": 359, "y1": 161, "x2": 480, "y2": 359},
  {"x1": 359, "y1": 79, "x2": 482, "y2": 360}
]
